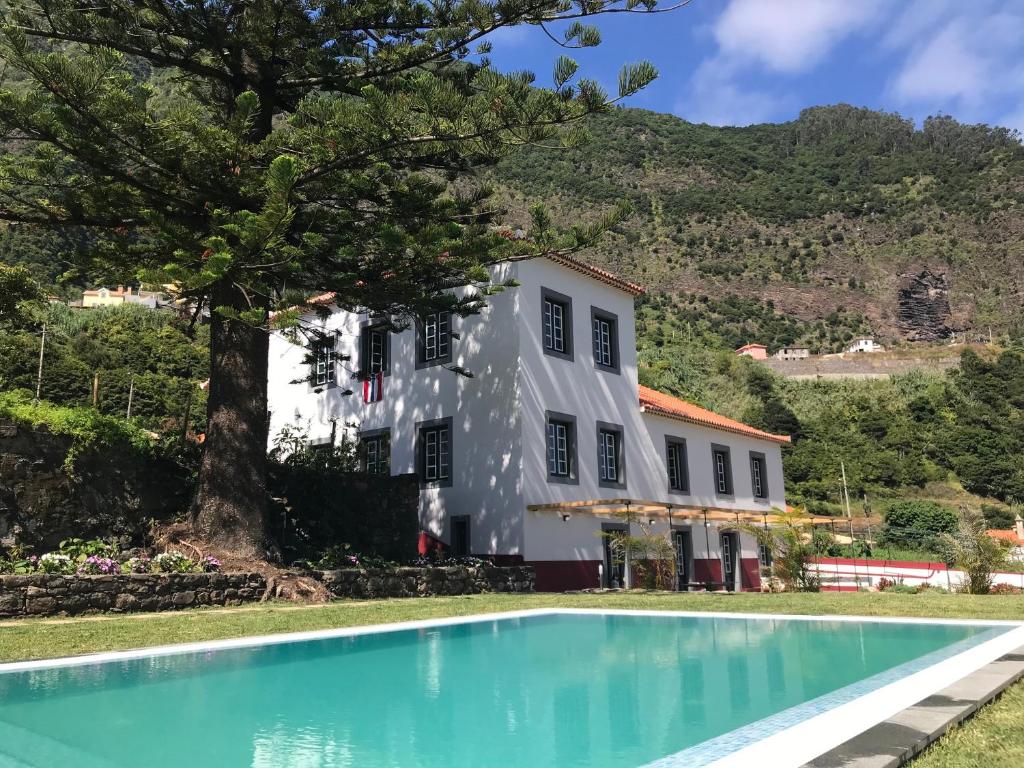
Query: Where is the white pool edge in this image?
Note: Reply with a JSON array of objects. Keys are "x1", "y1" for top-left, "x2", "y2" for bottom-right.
[
  {"x1": 703, "y1": 621, "x2": 1024, "y2": 768},
  {"x1": 2, "y1": 606, "x2": 1021, "y2": 768},
  {"x1": 2, "y1": 606, "x2": 1019, "y2": 675}
]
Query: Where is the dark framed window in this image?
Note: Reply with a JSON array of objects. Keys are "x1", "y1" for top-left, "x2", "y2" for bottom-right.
[
  {"x1": 590, "y1": 307, "x2": 620, "y2": 373},
  {"x1": 360, "y1": 429, "x2": 390, "y2": 475},
  {"x1": 541, "y1": 287, "x2": 573, "y2": 361},
  {"x1": 310, "y1": 337, "x2": 336, "y2": 388},
  {"x1": 597, "y1": 421, "x2": 625, "y2": 488},
  {"x1": 417, "y1": 417, "x2": 452, "y2": 487},
  {"x1": 360, "y1": 322, "x2": 390, "y2": 377},
  {"x1": 417, "y1": 311, "x2": 452, "y2": 368},
  {"x1": 545, "y1": 411, "x2": 578, "y2": 485},
  {"x1": 750, "y1": 451, "x2": 769, "y2": 500},
  {"x1": 711, "y1": 444, "x2": 733, "y2": 496},
  {"x1": 665, "y1": 437, "x2": 689, "y2": 493}
]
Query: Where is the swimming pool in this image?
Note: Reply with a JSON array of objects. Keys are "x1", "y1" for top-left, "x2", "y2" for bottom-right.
[{"x1": 0, "y1": 609, "x2": 1021, "y2": 767}]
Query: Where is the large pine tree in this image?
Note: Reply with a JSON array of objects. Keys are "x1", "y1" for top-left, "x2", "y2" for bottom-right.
[{"x1": 0, "y1": 0, "x2": 675, "y2": 557}]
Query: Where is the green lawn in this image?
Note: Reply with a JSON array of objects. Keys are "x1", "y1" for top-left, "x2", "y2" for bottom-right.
[
  {"x1": 3, "y1": 591, "x2": 1024, "y2": 662},
  {"x1": 1, "y1": 591, "x2": 1022, "y2": 766}
]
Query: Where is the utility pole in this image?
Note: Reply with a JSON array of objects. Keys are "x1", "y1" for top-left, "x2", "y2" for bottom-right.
[
  {"x1": 33, "y1": 324, "x2": 46, "y2": 403},
  {"x1": 125, "y1": 374, "x2": 135, "y2": 419},
  {"x1": 91, "y1": 372, "x2": 100, "y2": 408},
  {"x1": 840, "y1": 461, "x2": 853, "y2": 518}
]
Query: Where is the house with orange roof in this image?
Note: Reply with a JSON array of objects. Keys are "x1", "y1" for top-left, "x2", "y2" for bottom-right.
[
  {"x1": 268, "y1": 255, "x2": 791, "y2": 591},
  {"x1": 987, "y1": 516, "x2": 1024, "y2": 561},
  {"x1": 735, "y1": 343, "x2": 768, "y2": 360}
]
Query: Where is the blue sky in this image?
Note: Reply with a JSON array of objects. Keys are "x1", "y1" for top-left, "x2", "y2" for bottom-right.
[{"x1": 484, "y1": 0, "x2": 1024, "y2": 131}]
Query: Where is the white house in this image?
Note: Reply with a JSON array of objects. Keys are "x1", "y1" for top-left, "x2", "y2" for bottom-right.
[
  {"x1": 845, "y1": 337, "x2": 883, "y2": 354},
  {"x1": 772, "y1": 346, "x2": 810, "y2": 361},
  {"x1": 267, "y1": 254, "x2": 791, "y2": 592}
]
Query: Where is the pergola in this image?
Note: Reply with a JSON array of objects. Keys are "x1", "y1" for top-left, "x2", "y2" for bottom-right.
[
  {"x1": 526, "y1": 498, "x2": 835, "y2": 526},
  {"x1": 525, "y1": 498, "x2": 836, "y2": 589}
]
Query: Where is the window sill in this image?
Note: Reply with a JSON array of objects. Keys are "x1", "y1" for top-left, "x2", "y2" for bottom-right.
[
  {"x1": 415, "y1": 356, "x2": 452, "y2": 371},
  {"x1": 546, "y1": 474, "x2": 579, "y2": 486},
  {"x1": 542, "y1": 347, "x2": 574, "y2": 363}
]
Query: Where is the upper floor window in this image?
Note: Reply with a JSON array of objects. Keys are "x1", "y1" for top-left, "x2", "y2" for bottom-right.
[
  {"x1": 712, "y1": 445, "x2": 733, "y2": 495},
  {"x1": 591, "y1": 307, "x2": 619, "y2": 373},
  {"x1": 545, "y1": 411, "x2": 578, "y2": 484},
  {"x1": 311, "y1": 337, "x2": 336, "y2": 387},
  {"x1": 750, "y1": 452, "x2": 769, "y2": 500},
  {"x1": 360, "y1": 322, "x2": 390, "y2": 377},
  {"x1": 666, "y1": 437, "x2": 689, "y2": 493},
  {"x1": 418, "y1": 418, "x2": 452, "y2": 486},
  {"x1": 597, "y1": 422, "x2": 625, "y2": 488},
  {"x1": 418, "y1": 311, "x2": 451, "y2": 368},
  {"x1": 541, "y1": 288, "x2": 573, "y2": 361},
  {"x1": 360, "y1": 430, "x2": 390, "y2": 475}
]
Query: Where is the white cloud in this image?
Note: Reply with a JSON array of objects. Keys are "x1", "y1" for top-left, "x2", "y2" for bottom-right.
[
  {"x1": 679, "y1": 0, "x2": 886, "y2": 126},
  {"x1": 885, "y1": 5, "x2": 1024, "y2": 122},
  {"x1": 682, "y1": 58, "x2": 783, "y2": 126},
  {"x1": 713, "y1": 0, "x2": 886, "y2": 74}
]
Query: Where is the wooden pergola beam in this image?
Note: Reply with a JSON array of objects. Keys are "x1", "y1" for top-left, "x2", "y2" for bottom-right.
[{"x1": 525, "y1": 498, "x2": 834, "y2": 525}]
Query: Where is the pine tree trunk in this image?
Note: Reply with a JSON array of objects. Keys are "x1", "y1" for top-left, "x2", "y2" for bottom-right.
[{"x1": 189, "y1": 282, "x2": 273, "y2": 559}]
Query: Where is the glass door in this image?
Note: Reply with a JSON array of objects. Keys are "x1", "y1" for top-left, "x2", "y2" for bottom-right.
[
  {"x1": 673, "y1": 530, "x2": 691, "y2": 591},
  {"x1": 720, "y1": 532, "x2": 739, "y2": 592}
]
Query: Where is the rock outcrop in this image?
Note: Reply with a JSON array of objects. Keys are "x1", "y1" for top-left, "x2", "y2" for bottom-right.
[{"x1": 897, "y1": 270, "x2": 952, "y2": 341}]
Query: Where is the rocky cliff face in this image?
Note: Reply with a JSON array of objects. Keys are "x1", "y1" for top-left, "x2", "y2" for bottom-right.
[
  {"x1": 897, "y1": 270, "x2": 952, "y2": 342},
  {"x1": 0, "y1": 423, "x2": 190, "y2": 550}
]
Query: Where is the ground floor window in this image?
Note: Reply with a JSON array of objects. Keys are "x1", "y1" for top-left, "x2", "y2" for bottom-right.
[
  {"x1": 360, "y1": 430, "x2": 390, "y2": 475},
  {"x1": 417, "y1": 418, "x2": 452, "y2": 486}
]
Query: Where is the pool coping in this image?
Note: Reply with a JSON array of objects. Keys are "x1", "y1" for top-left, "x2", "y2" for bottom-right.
[
  {"x1": 1, "y1": 607, "x2": 1022, "y2": 768},
  {"x1": 800, "y1": 646, "x2": 1024, "y2": 768}
]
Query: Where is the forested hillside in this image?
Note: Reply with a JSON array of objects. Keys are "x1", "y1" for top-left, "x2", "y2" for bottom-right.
[{"x1": 494, "y1": 104, "x2": 1024, "y2": 346}]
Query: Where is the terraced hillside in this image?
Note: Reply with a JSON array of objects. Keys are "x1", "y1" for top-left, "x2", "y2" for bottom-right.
[{"x1": 493, "y1": 104, "x2": 1024, "y2": 347}]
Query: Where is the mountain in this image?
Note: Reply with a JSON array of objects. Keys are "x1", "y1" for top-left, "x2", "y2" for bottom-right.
[{"x1": 492, "y1": 104, "x2": 1024, "y2": 349}]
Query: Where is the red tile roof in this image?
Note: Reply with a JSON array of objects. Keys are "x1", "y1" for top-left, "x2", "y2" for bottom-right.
[
  {"x1": 544, "y1": 254, "x2": 645, "y2": 296},
  {"x1": 638, "y1": 385, "x2": 791, "y2": 444},
  {"x1": 735, "y1": 343, "x2": 767, "y2": 352},
  {"x1": 986, "y1": 529, "x2": 1024, "y2": 546}
]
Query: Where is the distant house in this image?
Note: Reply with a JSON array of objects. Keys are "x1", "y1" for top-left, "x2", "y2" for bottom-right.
[
  {"x1": 735, "y1": 343, "x2": 768, "y2": 360},
  {"x1": 987, "y1": 516, "x2": 1024, "y2": 562},
  {"x1": 772, "y1": 346, "x2": 810, "y2": 361},
  {"x1": 81, "y1": 286, "x2": 164, "y2": 310},
  {"x1": 845, "y1": 337, "x2": 883, "y2": 354}
]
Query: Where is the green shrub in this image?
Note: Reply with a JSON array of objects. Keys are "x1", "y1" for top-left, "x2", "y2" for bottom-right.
[{"x1": 882, "y1": 501, "x2": 957, "y2": 550}]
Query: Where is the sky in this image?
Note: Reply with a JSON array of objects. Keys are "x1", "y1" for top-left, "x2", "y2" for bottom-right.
[{"x1": 483, "y1": 0, "x2": 1024, "y2": 131}]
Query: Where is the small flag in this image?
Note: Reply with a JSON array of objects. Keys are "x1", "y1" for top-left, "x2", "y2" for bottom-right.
[{"x1": 363, "y1": 371, "x2": 383, "y2": 403}]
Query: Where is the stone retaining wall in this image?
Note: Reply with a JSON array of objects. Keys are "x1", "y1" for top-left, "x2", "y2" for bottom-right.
[
  {"x1": 0, "y1": 572, "x2": 267, "y2": 618},
  {"x1": 0, "y1": 566, "x2": 534, "y2": 618},
  {"x1": 311, "y1": 565, "x2": 535, "y2": 599}
]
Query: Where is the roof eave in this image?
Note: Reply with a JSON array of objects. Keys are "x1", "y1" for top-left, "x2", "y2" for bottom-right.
[{"x1": 640, "y1": 405, "x2": 791, "y2": 445}]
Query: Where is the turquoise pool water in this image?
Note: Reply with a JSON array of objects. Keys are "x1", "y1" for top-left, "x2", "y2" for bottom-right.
[{"x1": 0, "y1": 612, "x2": 1004, "y2": 768}]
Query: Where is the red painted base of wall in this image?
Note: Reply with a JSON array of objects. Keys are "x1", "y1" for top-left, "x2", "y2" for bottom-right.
[
  {"x1": 739, "y1": 558, "x2": 762, "y2": 591},
  {"x1": 529, "y1": 560, "x2": 601, "y2": 592},
  {"x1": 692, "y1": 558, "x2": 723, "y2": 585},
  {"x1": 485, "y1": 554, "x2": 525, "y2": 567}
]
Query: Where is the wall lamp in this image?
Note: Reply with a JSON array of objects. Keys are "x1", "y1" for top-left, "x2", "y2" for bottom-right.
[{"x1": 561, "y1": 514, "x2": 571, "y2": 523}]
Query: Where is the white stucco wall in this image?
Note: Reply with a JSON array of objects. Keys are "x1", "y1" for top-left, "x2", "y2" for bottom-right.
[
  {"x1": 267, "y1": 263, "x2": 525, "y2": 556},
  {"x1": 515, "y1": 258, "x2": 782, "y2": 566},
  {"x1": 266, "y1": 256, "x2": 787, "y2": 575}
]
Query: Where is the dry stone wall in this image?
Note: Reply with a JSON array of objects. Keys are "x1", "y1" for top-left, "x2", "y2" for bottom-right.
[
  {"x1": 0, "y1": 573, "x2": 267, "y2": 618},
  {"x1": 0, "y1": 566, "x2": 534, "y2": 618},
  {"x1": 311, "y1": 566, "x2": 535, "y2": 599}
]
